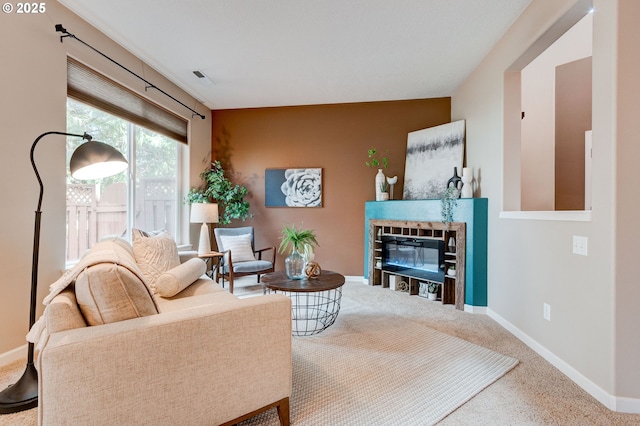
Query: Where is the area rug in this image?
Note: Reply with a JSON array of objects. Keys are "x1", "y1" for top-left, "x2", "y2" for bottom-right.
[
  {"x1": 0, "y1": 280, "x2": 518, "y2": 426},
  {"x1": 241, "y1": 281, "x2": 519, "y2": 425}
]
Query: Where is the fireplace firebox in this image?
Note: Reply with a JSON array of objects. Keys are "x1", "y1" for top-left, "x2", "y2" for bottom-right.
[{"x1": 381, "y1": 236, "x2": 445, "y2": 282}]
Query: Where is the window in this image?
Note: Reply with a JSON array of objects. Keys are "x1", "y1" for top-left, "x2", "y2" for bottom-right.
[{"x1": 66, "y1": 98, "x2": 182, "y2": 262}]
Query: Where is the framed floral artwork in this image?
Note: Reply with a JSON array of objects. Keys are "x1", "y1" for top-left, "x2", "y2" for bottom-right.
[{"x1": 265, "y1": 168, "x2": 322, "y2": 207}]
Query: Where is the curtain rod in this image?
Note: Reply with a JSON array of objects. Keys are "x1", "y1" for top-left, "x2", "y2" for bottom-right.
[{"x1": 55, "y1": 24, "x2": 206, "y2": 120}]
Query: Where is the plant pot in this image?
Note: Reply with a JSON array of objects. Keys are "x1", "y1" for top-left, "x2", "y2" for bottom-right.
[
  {"x1": 380, "y1": 192, "x2": 389, "y2": 201},
  {"x1": 447, "y1": 268, "x2": 456, "y2": 277},
  {"x1": 428, "y1": 292, "x2": 437, "y2": 301},
  {"x1": 285, "y1": 249, "x2": 306, "y2": 280}
]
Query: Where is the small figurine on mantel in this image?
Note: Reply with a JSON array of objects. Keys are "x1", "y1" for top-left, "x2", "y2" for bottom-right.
[{"x1": 386, "y1": 175, "x2": 398, "y2": 200}]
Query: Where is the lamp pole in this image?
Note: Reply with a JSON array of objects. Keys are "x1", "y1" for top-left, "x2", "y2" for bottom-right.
[{"x1": 0, "y1": 131, "x2": 115, "y2": 414}]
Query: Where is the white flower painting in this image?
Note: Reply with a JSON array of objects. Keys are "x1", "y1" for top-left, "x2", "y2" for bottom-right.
[
  {"x1": 403, "y1": 120, "x2": 465, "y2": 200},
  {"x1": 265, "y1": 168, "x2": 322, "y2": 207}
]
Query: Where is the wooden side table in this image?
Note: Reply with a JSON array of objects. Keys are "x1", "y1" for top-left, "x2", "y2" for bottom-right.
[{"x1": 198, "y1": 251, "x2": 224, "y2": 281}]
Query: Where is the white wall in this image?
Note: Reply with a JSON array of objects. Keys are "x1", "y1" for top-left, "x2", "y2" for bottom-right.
[
  {"x1": 453, "y1": 0, "x2": 640, "y2": 410},
  {"x1": 0, "y1": 2, "x2": 211, "y2": 355}
]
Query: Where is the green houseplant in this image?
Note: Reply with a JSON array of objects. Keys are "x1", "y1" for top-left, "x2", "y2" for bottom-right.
[
  {"x1": 278, "y1": 224, "x2": 319, "y2": 280},
  {"x1": 186, "y1": 161, "x2": 251, "y2": 226},
  {"x1": 427, "y1": 282, "x2": 439, "y2": 301},
  {"x1": 441, "y1": 186, "x2": 460, "y2": 225},
  {"x1": 365, "y1": 148, "x2": 388, "y2": 169},
  {"x1": 366, "y1": 148, "x2": 390, "y2": 201}
]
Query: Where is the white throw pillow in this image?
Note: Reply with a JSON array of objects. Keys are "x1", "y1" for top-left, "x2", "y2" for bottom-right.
[
  {"x1": 219, "y1": 234, "x2": 256, "y2": 262},
  {"x1": 155, "y1": 258, "x2": 206, "y2": 298},
  {"x1": 132, "y1": 229, "x2": 180, "y2": 289}
]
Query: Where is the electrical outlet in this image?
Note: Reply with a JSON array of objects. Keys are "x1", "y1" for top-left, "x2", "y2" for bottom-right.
[
  {"x1": 572, "y1": 236, "x2": 588, "y2": 256},
  {"x1": 543, "y1": 303, "x2": 551, "y2": 321}
]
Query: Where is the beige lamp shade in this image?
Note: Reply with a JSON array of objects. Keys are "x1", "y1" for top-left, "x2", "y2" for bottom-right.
[
  {"x1": 190, "y1": 203, "x2": 218, "y2": 255},
  {"x1": 190, "y1": 203, "x2": 219, "y2": 224}
]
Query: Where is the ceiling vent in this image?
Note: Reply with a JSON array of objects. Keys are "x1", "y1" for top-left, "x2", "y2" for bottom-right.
[{"x1": 192, "y1": 70, "x2": 213, "y2": 85}]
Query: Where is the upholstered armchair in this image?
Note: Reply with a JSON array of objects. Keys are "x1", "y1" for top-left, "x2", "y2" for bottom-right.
[{"x1": 214, "y1": 226, "x2": 276, "y2": 293}]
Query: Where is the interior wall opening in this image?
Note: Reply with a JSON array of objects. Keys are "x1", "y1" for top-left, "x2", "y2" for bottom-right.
[{"x1": 503, "y1": 0, "x2": 593, "y2": 214}]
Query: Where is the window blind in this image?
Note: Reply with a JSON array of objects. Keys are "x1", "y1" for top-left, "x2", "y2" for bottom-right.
[{"x1": 67, "y1": 58, "x2": 188, "y2": 144}]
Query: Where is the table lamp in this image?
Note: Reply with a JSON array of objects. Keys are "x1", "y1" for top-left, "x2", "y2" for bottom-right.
[
  {"x1": 190, "y1": 203, "x2": 219, "y2": 255},
  {"x1": 0, "y1": 131, "x2": 128, "y2": 414}
]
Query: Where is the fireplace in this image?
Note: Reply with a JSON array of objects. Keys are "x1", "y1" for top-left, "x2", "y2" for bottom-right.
[{"x1": 381, "y1": 236, "x2": 445, "y2": 283}]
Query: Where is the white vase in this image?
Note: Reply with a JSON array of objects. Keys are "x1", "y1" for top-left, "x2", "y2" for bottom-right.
[
  {"x1": 375, "y1": 169, "x2": 386, "y2": 201},
  {"x1": 428, "y1": 292, "x2": 437, "y2": 301},
  {"x1": 461, "y1": 167, "x2": 473, "y2": 198}
]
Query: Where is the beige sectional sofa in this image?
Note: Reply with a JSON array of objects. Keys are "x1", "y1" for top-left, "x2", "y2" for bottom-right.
[{"x1": 29, "y1": 234, "x2": 292, "y2": 425}]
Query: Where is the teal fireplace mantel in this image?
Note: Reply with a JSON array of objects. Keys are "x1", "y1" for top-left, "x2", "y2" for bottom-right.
[{"x1": 364, "y1": 198, "x2": 488, "y2": 307}]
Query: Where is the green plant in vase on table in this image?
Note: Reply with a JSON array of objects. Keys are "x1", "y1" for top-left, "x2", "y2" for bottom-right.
[{"x1": 278, "y1": 224, "x2": 319, "y2": 279}]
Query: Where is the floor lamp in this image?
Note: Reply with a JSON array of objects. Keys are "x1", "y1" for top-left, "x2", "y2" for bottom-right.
[
  {"x1": 0, "y1": 131, "x2": 128, "y2": 414},
  {"x1": 190, "y1": 203, "x2": 219, "y2": 255}
]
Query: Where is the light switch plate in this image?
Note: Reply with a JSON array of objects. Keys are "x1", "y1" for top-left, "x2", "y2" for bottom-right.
[{"x1": 573, "y1": 236, "x2": 588, "y2": 256}]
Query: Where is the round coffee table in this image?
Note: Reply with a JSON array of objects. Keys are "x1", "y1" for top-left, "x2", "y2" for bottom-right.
[{"x1": 262, "y1": 270, "x2": 345, "y2": 336}]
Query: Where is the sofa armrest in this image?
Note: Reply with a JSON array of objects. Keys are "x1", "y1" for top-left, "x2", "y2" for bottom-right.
[{"x1": 37, "y1": 295, "x2": 292, "y2": 426}]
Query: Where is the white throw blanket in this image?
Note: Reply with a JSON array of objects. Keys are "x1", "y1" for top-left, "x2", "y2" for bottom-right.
[{"x1": 26, "y1": 238, "x2": 148, "y2": 343}]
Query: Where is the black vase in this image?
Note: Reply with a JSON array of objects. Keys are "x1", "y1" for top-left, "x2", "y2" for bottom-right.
[{"x1": 447, "y1": 167, "x2": 463, "y2": 191}]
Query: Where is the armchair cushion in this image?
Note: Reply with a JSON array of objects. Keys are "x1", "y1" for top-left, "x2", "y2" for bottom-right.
[
  {"x1": 219, "y1": 233, "x2": 255, "y2": 262},
  {"x1": 154, "y1": 258, "x2": 207, "y2": 298},
  {"x1": 75, "y1": 262, "x2": 158, "y2": 326},
  {"x1": 227, "y1": 260, "x2": 274, "y2": 274}
]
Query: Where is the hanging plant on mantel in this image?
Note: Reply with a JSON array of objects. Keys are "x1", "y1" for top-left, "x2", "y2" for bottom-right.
[
  {"x1": 441, "y1": 186, "x2": 460, "y2": 226},
  {"x1": 186, "y1": 160, "x2": 252, "y2": 226}
]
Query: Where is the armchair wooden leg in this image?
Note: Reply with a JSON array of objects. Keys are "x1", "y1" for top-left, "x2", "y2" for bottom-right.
[{"x1": 229, "y1": 275, "x2": 234, "y2": 294}]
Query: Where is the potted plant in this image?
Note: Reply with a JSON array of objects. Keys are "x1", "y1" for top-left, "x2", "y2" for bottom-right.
[
  {"x1": 427, "y1": 282, "x2": 439, "y2": 301},
  {"x1": 278, "y1": 224, "x2": 319, "y2": 280},
  {"x1": 379, "y1": 181, "x2": 390, "y2": 201},
  {"x1": 186, "y1": 161, "x2": 252, "y2": 225},
  {"x1": 366, "y1": 148, "x2": 390, "y2": 201},
  {"x1": 447, "y1": 264, "x2": 456, "y2": 277},
  {"x1": 441, "y1": 186, "x2": 460, "y2": 225}
]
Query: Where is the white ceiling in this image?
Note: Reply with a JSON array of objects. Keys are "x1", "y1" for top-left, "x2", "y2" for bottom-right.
[{"x1": 59, "y1": 0, "x2": 531, "y2": 110}]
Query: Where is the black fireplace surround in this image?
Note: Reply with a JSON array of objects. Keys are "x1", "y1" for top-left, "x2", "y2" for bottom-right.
[{"x1": 381, "y1": 236, "x2": 445, "y2": 283}]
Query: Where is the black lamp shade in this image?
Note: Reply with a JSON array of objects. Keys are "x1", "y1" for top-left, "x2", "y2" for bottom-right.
[{"x1": 70, "y1": 140, "x2": 128, "y2": 180}]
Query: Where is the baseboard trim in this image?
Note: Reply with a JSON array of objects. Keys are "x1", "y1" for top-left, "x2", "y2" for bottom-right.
[
  {"x1": 464, "y1": 304, "x2": 487, "y2": 314},
  {"x1": 0, "y1": 344, "x2": 26, "y2": 368},
  {"x1": 487, "y1": 308, "x2": 640, "y2": 414}
]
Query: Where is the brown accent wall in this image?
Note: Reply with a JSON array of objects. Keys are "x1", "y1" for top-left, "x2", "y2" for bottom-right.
[
  {"x1": 211, "y1": 99, "x2": 450, "y2": 275},
  {"x1": 555, "y1": 56, "x2": 592, "y2": 210}
]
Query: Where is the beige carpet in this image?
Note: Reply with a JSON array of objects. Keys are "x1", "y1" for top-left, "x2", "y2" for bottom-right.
[{"x1": 3, "y1": 279, "x2": 640, "y2": 425}]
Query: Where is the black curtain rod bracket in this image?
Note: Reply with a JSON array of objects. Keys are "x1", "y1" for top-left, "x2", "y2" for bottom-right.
[{"x1": 55, "y1": 24, "x2": 205, "y2": 120}]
